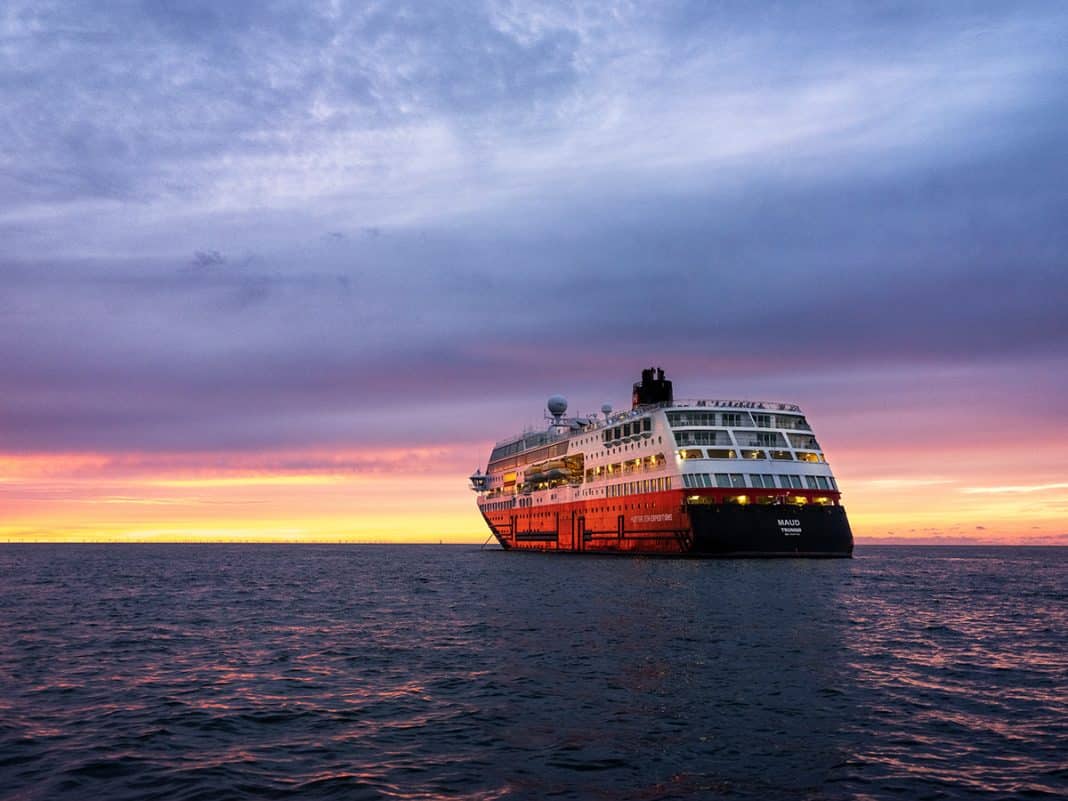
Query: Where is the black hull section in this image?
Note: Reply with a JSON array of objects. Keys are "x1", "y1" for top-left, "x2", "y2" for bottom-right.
[{"x1": 687, "y1": 504, "x2": 854, "y2": 557}]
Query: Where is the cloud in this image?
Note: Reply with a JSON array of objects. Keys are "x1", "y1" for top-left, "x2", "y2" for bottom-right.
[
  {"x1": 0, "y1": 1, "x2": 1066, "y2": 461},
  {"x1": 0, "y1": 447, "x2": 470, "y2": 484},
  {"x1": 962, "y1": 483, "x2": 1068, "y2": 495},
  {"x1": 0, "y1": 0, "x2": 586, "y2": 210},
  {"x1": 859, "y1": 478, "x2": 957, "y2": 490},
  {"x1": 1, "y1": 2, "x2": 1061, "y2": 218},
  {"x1": 190, "y1": 250, "x2": 226, "y2": 269}
]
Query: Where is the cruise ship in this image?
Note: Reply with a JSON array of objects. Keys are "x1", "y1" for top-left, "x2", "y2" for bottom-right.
[{"x1": 470, "y1": 369, "x2": 853, "y2": 557}]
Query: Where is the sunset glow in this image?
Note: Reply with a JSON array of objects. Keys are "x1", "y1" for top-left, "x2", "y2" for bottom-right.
[{"x1": 3, "y1": 418, "x2": 1065, "y2": 543}]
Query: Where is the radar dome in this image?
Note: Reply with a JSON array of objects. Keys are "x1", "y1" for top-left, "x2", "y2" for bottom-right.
[
  {"x1": 601, "y1": 404, "x2": 613, "y2": 416},
  {"x1": 547, "y1": 395, "x2": 568, "y2": 417}
]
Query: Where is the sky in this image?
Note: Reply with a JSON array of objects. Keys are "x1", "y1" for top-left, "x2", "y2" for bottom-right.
[{"x1": 2, "y1": 1, "x2": 1066, "y2": 543}]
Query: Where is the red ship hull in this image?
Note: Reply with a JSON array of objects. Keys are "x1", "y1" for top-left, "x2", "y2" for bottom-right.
[{"x1": 481, "y1": 488, "x2": 853, "y2": 557}]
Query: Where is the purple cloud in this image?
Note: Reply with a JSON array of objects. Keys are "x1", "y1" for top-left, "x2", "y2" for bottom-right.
[{"x1": 1, "y1": 1, "x2": 1066, "y2": 456}]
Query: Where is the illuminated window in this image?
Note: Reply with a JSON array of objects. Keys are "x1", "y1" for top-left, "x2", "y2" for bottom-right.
[
  {"x1": 770, "y1": 450, "x2": 794, "y2": 461},
  {"x1": 707, "y1": 449, "x2": 736, "y2": 459}
]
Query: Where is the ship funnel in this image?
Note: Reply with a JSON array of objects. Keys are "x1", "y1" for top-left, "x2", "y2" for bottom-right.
[{"x1": 632, "y1": 367, "x2": 673, "y2": 408}]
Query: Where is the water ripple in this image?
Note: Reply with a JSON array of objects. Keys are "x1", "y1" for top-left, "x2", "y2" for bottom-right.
[{"x1": 0, "y1": 544, "x2": 1065, "y2": 800}]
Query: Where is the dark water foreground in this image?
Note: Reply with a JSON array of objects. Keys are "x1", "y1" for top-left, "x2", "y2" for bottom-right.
[{"x1": 0, "y1": 545, "x2": 1064, "y2": 801}]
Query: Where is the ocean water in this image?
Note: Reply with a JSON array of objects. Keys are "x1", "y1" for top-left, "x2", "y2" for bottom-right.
[{"x1": 0, "y1": 545, "x2": 1064, "y2": 801}]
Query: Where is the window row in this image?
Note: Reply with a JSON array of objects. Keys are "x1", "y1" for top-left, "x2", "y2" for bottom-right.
[
  {"x1": 676, "y1": 429, "x2": 791, "y2": 448},
  {"x1": 673, "y1": 429, "x2": 733, "y2": 446},
  {"x1": 602, "y1": 417, "x2": 652, "y2": 443},
  {"x1": 607, "y1": 477, "x2": 673, "y2": 497},
  {"x1": 681, "y1": 473, "x2": 836, "y2": 491},
  {"x1": 489, "y1": 440, "x2": 569, "y2": 471},
  {"x1": 677, "y1": 448, "x2": 825, "y2": 463},
  {"x1": 585, "y1": 454, "x2": 665, "y2": 482},
  {"x1": 667, "y1": 411, "x2": 744, "y2": 428},
  {"x1": 667, "y1": 410, "x2": 811, "y2": 430}
]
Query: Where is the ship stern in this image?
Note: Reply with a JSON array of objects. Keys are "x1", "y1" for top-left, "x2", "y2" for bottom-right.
[{"x1": 686, "y1": 503, "x2": 854, "y2": 557}]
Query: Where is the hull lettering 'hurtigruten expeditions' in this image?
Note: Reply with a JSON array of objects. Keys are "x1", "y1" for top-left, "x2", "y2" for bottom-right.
[{"x1": 470, "y1": 369, "x2": 854, "y2": 557}]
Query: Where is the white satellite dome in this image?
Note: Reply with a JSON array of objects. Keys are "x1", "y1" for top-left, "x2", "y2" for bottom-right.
[{"x1": 547, "y1": 395, "x2": 568, "y2": 417}]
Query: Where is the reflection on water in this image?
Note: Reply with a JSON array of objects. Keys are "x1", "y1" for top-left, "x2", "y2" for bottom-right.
[
  {"x1": 0, "y1": 545, "x2": 1064, "y2": 800},
  {"x1": 833, "y1": 548, "x2": 1068, "y2": 798}
]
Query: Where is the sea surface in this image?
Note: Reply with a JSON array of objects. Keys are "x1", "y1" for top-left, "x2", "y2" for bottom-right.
[{"x1": 0, "y1": 545, "x2": 1064, "y2": 801}]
